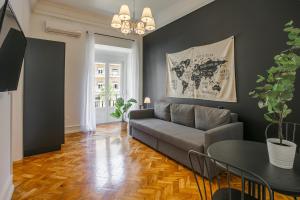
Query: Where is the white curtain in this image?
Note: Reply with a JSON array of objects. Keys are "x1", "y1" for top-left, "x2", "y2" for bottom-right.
[
  {"x1": 127, "y1": 38, "x2": 142, "y2": 109},
  {"x1": 81, "y1": 32, "x2": 96, "y2": 132}
]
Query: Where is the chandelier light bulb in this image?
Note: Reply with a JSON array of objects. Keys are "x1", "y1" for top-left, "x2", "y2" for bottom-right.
[
  {"x1": 135, "y1": 22, "x2": 145, "y2": 35},
  {"x1": 121, "y1": 21, "x2": 131, "y2": 34},
  {"x1": 145, "y1": 18, "x2": 156, "y2": 31},
  {"x1": 112, "y1": 4, "x2": 155, "y2": 35},
  {"x1": 119, "y1": 5, "x2": 131, "y2": 21},
  {"x1": 141, "y1": 7, "x2": 153, "y2": 23},
  {"x1": 111, "y1": 14, "x2": 122, "y2": 29}
]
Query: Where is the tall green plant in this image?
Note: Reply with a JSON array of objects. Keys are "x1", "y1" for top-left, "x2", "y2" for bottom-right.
[
  {"x1": 111, "y1": 97, "x2": 137, "y2": 122},
  {"x1": 249, "y1": 21, "x2": 300, "y2": 144}
]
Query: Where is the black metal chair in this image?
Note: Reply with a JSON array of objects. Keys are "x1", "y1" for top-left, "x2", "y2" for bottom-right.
[{"x1": 188, "y1": 150, "x2": 273, "y2": 200}]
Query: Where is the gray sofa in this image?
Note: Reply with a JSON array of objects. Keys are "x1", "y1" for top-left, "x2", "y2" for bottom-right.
[{"x1": 129, "y1": 102, "x2": 243, "y2": 174}]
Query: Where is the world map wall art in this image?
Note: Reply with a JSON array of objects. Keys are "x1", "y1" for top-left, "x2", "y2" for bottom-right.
[{"x1": 166, "y1": 36, "x2": 237, "y2": 102}]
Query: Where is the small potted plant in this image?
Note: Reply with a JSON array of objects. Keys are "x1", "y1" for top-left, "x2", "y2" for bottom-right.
[
  {"x1": 249, "y1": 21, "x2": 300, "y2": 169},
  {"x1": 111, "y1": 97, "x2": 137, "y2": 122}
]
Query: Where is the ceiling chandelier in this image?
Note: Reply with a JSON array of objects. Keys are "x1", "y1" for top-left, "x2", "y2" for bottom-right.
[{"x1": 111, "y1": 0, "x2": 156, "y2": 35}]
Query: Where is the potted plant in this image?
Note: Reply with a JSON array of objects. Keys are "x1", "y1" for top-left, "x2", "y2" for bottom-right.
[
  {"x1": 111, "y1": 97, "x2": 137, "y2": 122},
  {"x1": 249, "y1": 21, "x2": 300, "y2": 169}
]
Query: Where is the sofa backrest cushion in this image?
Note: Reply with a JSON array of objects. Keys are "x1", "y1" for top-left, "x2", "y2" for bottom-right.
[
  {"x1": 195, "y1": 106, "x2": 231, "y2": 131},
  {"x1": 154, "y1": 102, "x2": 171, "y2": 121},
  {"x1": 170, "y1": 104, "x2": 195, "y2": 128}
]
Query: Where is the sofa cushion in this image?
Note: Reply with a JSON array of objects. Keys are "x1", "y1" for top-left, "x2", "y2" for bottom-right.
[
  {"x1": 170, "y1": 104, "x2": 195, "y2": 127},
  {"x1": 154, "y1": 102, "x2": 171, "y2": 121},
  {"x1": 195, "y1": 106, "x2": 231, "y2": 131},
  {"x1": 130, "y1": 118, "x2": 204, "y2": 152}
]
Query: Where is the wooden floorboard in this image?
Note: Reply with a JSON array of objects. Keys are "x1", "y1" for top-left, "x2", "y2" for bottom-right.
[{"x1": 13, "y1": 123, "x2": 293, "y2": 200}]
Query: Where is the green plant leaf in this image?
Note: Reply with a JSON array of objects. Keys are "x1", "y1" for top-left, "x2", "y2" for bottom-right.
[
  {"x1": 285, "y1": 20, "x2": 293, "y2": 27},
  {"x1": 256, "y1": 75, "x2": 265, "y2": 83},
  {"x1": 249, "y1": 90, "x2": 256, "y2": 96},
  {"x1": 249, "y1": 20, "x2": 299, "y2": 125},
  {"x1": 123, "y1": 102, "x2": 133, "y2": 113},
  {"x1": 127, "y1": 98, "x2": 137, "y2": 103},
  {"x1": 264, "y1": 113, "x2": 278, "y2": 123},
  {"x1": 111, "y1": 108, "x2": 122, "y2": 119},
  {"x1": 115, "y1": 98, "x2": 125, "y2": 108}
]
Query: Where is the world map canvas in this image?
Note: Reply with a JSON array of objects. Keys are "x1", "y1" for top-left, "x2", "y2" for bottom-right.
[{"x1": 166, "y1": 37, "x2": 237, "y2": 102}]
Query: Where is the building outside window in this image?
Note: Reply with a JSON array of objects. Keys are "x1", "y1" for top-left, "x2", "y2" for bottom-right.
[
  {"x1": 95, "y1": 63, "x2": 106, "y2": 108},
  {"x1": 113, "y1": 83, "x2": 118, "y2": 90}
]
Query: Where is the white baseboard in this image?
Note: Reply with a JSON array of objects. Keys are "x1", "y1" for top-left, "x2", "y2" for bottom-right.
[
  {"x1": 0, "y1": 175, "x2": 14, "y2": 200},
  {"x1": 65, "y1": 125, "x2": 81, "y2": 134}
]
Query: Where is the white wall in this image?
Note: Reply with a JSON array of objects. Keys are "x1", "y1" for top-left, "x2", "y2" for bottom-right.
[
  {"x1": 30, "y1": 13, "x2": 140, "y2": 134},
  {"x1": 0, "y1": 93, "x2": 13, "y2": 200},
  {"x1": 0, "y1": 0, "x2": 31, "y2": 199},
  {"x1": 10, "y1": 0, "x2": 31, "y2": 162},
  {"x1": 30, "y1": 14, "x2": 86, "y2": 133}
]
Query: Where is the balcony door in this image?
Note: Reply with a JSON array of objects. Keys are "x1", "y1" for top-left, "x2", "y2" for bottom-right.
[{"x1": 95, "y1": 61, "x2": 123, "y2": 124}]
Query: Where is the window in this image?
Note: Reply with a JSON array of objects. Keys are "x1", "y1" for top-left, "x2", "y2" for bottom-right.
[
  {"x1": 95, "y1": 63, "x2": 105, "y2": 76},
  {"x1": 98, "y1": 68, "x2": 104, "y2": 75},
  {"x1": 98, "y1": 82, "x2": 104, "y2": 89},
  {"x1": 112, "y1": 68, "x2": 119, "y2": 75},
  {"x1": 113, "y1": 83, "x2": 119, "y2": 90}
]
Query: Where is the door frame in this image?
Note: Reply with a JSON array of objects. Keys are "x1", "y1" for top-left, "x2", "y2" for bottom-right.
[{"x1": 94, "y1": 51, "x2": 128, "y2": 124}]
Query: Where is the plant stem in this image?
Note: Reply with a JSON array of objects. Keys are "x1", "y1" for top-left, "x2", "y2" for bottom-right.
[
  {"x1": 281, "y1": 46, "x2": 300, "y2": 54},
  {"x1": 278, "y1": 114, "x2": 284, "y2": 145}
]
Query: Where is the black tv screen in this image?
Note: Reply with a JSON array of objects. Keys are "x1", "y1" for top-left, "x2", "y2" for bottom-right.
[{"x1": 0, "y1": 0, "x2": 27, "y2": 92}]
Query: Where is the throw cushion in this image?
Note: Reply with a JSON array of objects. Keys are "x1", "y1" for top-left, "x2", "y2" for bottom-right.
[
  {"x1": 170, "y1": 104, "x2": 195, "y2": 127},
  {"x1": 154, "y1": 102, "x2": 171, "y2": 121},
  {"x1": 195, "y1": 106, "x2": 231, "y2": 131}
]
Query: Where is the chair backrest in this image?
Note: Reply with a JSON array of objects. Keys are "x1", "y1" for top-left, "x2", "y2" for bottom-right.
[
  {"x1": 188, "y1": 150, "x2": 273, "y2": 200},
  {"x1": 265, "y1": 122, "x2": 300, "y2": 143}
]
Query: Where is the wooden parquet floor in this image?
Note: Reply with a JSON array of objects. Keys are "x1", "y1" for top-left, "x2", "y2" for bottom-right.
[{"x1": 13, "y1": 123, "x2": 293, "y2": 200}]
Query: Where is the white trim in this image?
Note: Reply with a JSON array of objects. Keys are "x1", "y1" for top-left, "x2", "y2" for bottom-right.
[
  {"x1": 0, "y1": 175, "x2": 14, "y2": 200},
  {"x1": 65, "y1": 125, "x2": 81, "y2": 134},
  {"x1": 33, "y1": 0, "x2": 110, "y2": 29},
  {"x1": 33, "y1": 0, "x2": 215, "y2": 36}
]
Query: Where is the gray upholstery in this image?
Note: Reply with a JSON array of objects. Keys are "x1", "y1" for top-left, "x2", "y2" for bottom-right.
[
  {"x1": 129, "y1": 109, "x2": 154, "y2": 120},
  {"x1": 131, "y1": 128, "x2": 157, "y2": 149},
  {"x1": 130, "y1": 118, "x2": 205, "y2": 152},
  {"x1": 170, "y1": 104, "x2": 195, "y2": 127},
  {"x1": 129, "y1": 103, "x2": 244, "y2": 178},
  {"x1": 154, "y1": 102, "x2": 171, "y2": 121},
  {"x1": 195, "y1": 106, "x2": 231, "y2": 131},
  {"x1": 203, "y1": 122, "x2": 243, "y2": 152}
]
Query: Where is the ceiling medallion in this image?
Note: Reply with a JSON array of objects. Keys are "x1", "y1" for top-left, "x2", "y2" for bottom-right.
[{"x1": 111, "y1": 0, "x2": 156, "y2": 36}]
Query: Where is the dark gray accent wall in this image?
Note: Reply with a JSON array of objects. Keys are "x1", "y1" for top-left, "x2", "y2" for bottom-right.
[{"x1": 143, "y1": 0, "x2": 300, "y2": 143}]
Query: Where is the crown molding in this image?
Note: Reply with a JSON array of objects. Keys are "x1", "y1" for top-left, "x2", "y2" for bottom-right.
[
  {"x1": 33, "y1": 0, "x2": 111, "y2": 29},
  {"x1": 33, "y1": 0, "x2": 214, "y2": 37},
  {"x1": 32, "y1": 1, "x2": 138, "y2": 41}
]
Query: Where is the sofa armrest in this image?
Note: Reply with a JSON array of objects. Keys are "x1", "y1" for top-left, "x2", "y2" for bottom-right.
[
  {"x1": 203, "y1": 122, "x2": 244, "y2": 153},
  {"x1": 129, "y1": 109, "x2": 154, "y2": 120}
]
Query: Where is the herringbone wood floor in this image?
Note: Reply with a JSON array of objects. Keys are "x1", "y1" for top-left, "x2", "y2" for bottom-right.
[{"x1": 13, "y1": 123, "x2": 293, "y2": 200}]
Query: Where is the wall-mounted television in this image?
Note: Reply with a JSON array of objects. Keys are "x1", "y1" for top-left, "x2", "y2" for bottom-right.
[{"x1": 0, "y1": 0, "x2": 27, "y2": 92}]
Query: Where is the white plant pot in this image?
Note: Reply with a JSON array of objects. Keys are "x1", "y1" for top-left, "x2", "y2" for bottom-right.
[{"x1": 267, "y1": 138, "x2": 297, "y2": 169}]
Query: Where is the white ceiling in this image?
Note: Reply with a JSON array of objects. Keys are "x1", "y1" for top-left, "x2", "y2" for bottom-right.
[
  {"x1": 33, "y1": 0, "x2": 214, "y2": 29},
  {"x1": 41, "y1": 0, "x2": 179, "y2": 17}
]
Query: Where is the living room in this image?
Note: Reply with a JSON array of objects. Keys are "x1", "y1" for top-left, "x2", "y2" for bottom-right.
[{"x1": 0, "y1": 0, "x2": 299, "y2": 199}]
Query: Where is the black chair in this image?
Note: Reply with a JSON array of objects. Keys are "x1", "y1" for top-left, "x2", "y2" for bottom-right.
[{"x1": 188, "y1": 150, "x2": 273, "y2": 200}]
